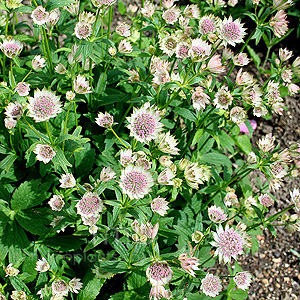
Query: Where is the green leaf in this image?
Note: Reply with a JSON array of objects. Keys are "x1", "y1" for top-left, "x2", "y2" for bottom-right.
[
  {"x1": 174, "y1": 107, "x2": 197, "y2": 122},
  {"x1": 0, "y1": 153, "x2": 18, "y2": 173},
  {"x1": 52, "y1": 147, "x2": 72, "y2": 173},
  {"x1": 118, "y1": 0, "x2": 126, "y2": 15},
  {"x1": 48, "y1": 0, "x2": 75, "y2": 10},
  {"x1": 96, "y1": 73, "x2": 107, "y2": 96},
  {"x1": 110, "y1": 239, "x2": 129, "y2": 262},
  {"x1": 11, "y1": 180, "x2": 51, "y2": 211},
  {"x1": 9, "y1": 277, "x2": 31, "y2": 294},
  {"x1": 84, "y1": 234, "x2": 107, "y2": 252},
  {"x1": 247, "y1": 45, "x2": 261, "y2": 68},
  {"x1": 234, "y1": 135, "x2": 252, "y2": 154},
  {"x1": 40, "y1": 236, "x2": 85, "y2": 251},
  {"x1": 192, "y1": 128, "x2": 204, "y2": 146},
  {"x1": 200, "y1": 153, "x2": 232, "y2": 169},
  {"x1": 74, "y1": 143, "x2": 96, "y2": 179},
  {"x1": 229, "y1": 289, "x2": 249, "y2": 299},
  {"x1": 97, "y1": 260, "x2": 128, "y2": 273}
]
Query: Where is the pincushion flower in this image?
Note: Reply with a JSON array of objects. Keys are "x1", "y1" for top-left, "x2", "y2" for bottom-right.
[
  {"x1": 146, "y1": 261, "x2": 173, "y2": 286},
  {"x1": 119, "y1": 165, "x2": 154, "y2": 199},
  {"x1": 270, "y1": 10, "x2": 288, "y2": 38},
  {"x1": 258, "y1": 133, "x2": 276, "y2": 153},
  {"x1": 234, "y1": 271, "x2": 252, "y2": 290},
  {"x1": 48, "y1": 195, "x2": 65, "y2": 211},
  {"x1": 183, "y1": 4, "x2": 200, "y2": 19},
  {"x1": 32, "y1": 55, "x2": 46, "y2": 70},
  {"x1": 184, "y1": 162, "x2": 211, "y2": 189},
  {"x1": 219, "y1": 16, "x2": 246, "y2": 47},
  {"x1": 91, "y1": 0, "x2": 116, "y2": 9},
  {"x1": 279, "y1": 47, "x2": 293, "y2": 62},
  {"x1": 208, "y1": 205, "x2": 227, "y2": 223},
  {"x1": 6, "y1": 0, "x2": 22, "y2": 9},
  {"x1": 273, "y1": 0, "x2": 293, "y2": 10},
  {"x1": 127, "y1": 102, "x2": 163, "y2": 143},
  {"x1": 0, "y1": 38, "x2": 23, "y2": 59},
  {"x1": 230, "y1": 106, "x2": 247, "y2": 124},
  {"x1": 118, "y1": 39, "x2": 133, "y2": 53},
  {"x1": 175, "y1": 42, "x2": 190, "y2": 59},
  {"x1": 31, "y1": 6, "x2": 49, "y2": 25},
  {"x1": 141, "y1": 0, "x2": 155, "y2": 17},
  {"x1": 178, "y1": 253, "x2": 200, "y2": 277},
  {"x1": 233, "y1": 52, "x2": 250, "y2": 66},
  {"x1": 151, "y1": 197, "x2": 169, "y2": 216},
  {"x1": 192, "y1": 87, "x2": 211, "y2": 111},
  {"x1": 68, "y1": 278, "x2": 83, "y2": 294},
  {"x1": 15, "y1": 82, "x2": 30, "y2": 97},
  {"x1": 258, "y1": 193, "x2": 275, "y2": 207},
  {"x1": 159, "y1": 33, "x2": 178, "y2": 57},
  {"x1": 149, "y1": 284, "x2": 172, "y2": 300},
  {"x1": 211, "y1": 225, "x2": 246, "y2": 263},
  {"x1": 4, "y1": 118, "x2": 17, "y2": 130},
  {"x1": 5, "y1": 102, "x2": 23, "y2": 119},
  {"x1": 35, "y1": 258, "x2": 50, "y2": 273},
  {"x1": 156, "y1": 131, "x2": 179, "y2": 155},
  {"x1": 5, "y1": 263, "x2": 19, "y2": 277},
  {"x1": 116, "y1": 22, "x2": 131, "y2": 37},
  {"x1": 95, "y1": 111, "x2": 114, "y2": 128},
  {"x1": 270, "y1": 161, "x2": 288, "y2": 179},
  {"x1": 119, "y1": 149, "x2": 134, "y2": 166},
  {"x1": 47, "y1": 8, "x2": 60, "y2": 27},
  {"x1": 100, "y1": 166, "x2": 116, "y2": 182},
  {"x1": 162, "y1": 6, "x2": 181, "y2": 24},
  {"x1": 76, "y1": 192, "x2": 104, "y2": 217},
  {"x1": 200, "y1": 273, "x2": 222, "y2": 297},
  {"x1": 28, "y1": 88, "x2": 62, "y2": 122},
  {"x1": 157, "y1": 168, "x2": 176, "y2": 185},
  {"x1": 74, "y1": 21, "x2": 92, "y2": 39},
  {"x1": 188, "y1": 39, "x2": 212, "y2": 61},
  {"x1": 33, "y1": 144, "x2": 56, "y2": 164},
  {"x1": 199, "y1": 15, "x2": 218, "y2": 35},
  {"x1": 52, "y1": 279, "x2": 68, "y2": 297},
  {"x1": 59, "y1": 173, "x2": 76, "y2": 188},
  {"x1": 207, "y1": 54, "x2": 225, "y2": 73},
  {"x1": 213, "y1": 86, "x2": 233, "y2": 110}
]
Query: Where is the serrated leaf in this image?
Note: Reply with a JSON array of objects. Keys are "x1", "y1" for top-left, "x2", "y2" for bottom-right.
[
  {"x1": 200, "y1": 152, "x2": 232, "y2": 168},
  {"x1": 110, "y1": 239, "x2": 129, "y2": 262},
  {"x1": 11, "y1": 180, "x2": 51, "y2": 211},
  {"x1": 247, "y1": 45, "x2": 261, "y2": 68},
  {"x1": 234, "y1": 134, "x2": 252, "y2": 154},
  {"x1": 74, "y1": 143, "x2": 96, "y2": 179},
  {"x1": 174, "y1": 107, "x2": 197, "y2": 122}
]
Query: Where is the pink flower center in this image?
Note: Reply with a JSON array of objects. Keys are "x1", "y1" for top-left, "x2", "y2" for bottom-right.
[
  {"x1": 164, "y1": 10, "x2": 176, "y2": 22},
  {"x1": 33, "y1": 95, "x2": 55, "y2": 118},
  {"x1": 34, "y1": 9, "x2": 47, "y2": 21},
  {"x1": 222, "y1": 22, "x2": 241, "y2": 41},
  {"x1": 11, "y1": 105, "x2": 22, "y2": 117},
  {"x1": 4, "y1": 43, "x2": 20, "y2": 56},
  {"x1": 191, "y1": 46, "x2": 205, "y2": 57},
  {"x1": 203, "y1": 276, "x2": 220, "y2": 293},
  {"x1": 53, "y1": 280, "x2": 68, "y2": 293},
  {"x1": 178, "y1": 45, "x2": 189, "y2": 57},
  {"x1": 235, "y1": 273, "x2": 247, "y2": 285},
  {"x1": 133, "y1": 113, "x2": 156, "y2": 139},
  {"x1": 165, "y1": 38, "x2": 177, "y2": 50},
  {"x1": 200, "y1": 19, "x2": 215, "y2": 34},
  {"x1": 78, "y1": 25, "x2": 90, "y2": 37},
  {"x1": 149, "y1": 262, "x2": 170, "y2": 280},
  {"x1": 40, "y1": 145, "x2": 55, "y2": 159},
  {"x1": 78, "y1": 194, "x2": 102, "y2": 216},
  {"x1": 123, "y1": 171, "x2": 148, "y2": 194},
  {"x1": 218, "y1": 229, "x2": 243, "y2": 256}
]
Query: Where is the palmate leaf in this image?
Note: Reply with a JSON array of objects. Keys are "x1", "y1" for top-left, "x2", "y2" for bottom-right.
[
  {"x1": 78, "y1": 272, "x2": 107, "y2": 300},
  {"x1": 11, "y1": 179, "x2": 51, "y2": 211}
]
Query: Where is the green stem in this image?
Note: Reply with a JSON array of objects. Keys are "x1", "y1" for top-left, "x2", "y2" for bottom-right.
[
  {"x1": 62, "y1": 102, "x2": 72, "y2": 150},
  {"x1": 262, "y1": 45, "x2": 272, "y2": 70},
  {"x1": 74, "y1": 102, "x2": 78, "y2": 127},
  {"x1": 110, "y1": 127, "x2": 128, "y2": 148},
  {"x1": 163, "y1": 87, "x2": 182, "y2": 109},
  {"x1": 45, "y1": 121, "x2": 53, "y2": 145},
  {"x1": 42, "y1": 27, "x2": 53, "y2": 76},
  {"x1": 10, "y1": 60, "x2": 15, "y2": 88},
  {"x1": 21, "y1": 69, "x2": 32, "y2": 82},
  {"x1": 5, "y1": 11, "x2": 9, "y2": 37},
  {"x1": 22, "y1": 117, "x2": 47, "y2": 142},
  {"x1": 199, "y1": 255, "x2": 214, "y2": 267}
]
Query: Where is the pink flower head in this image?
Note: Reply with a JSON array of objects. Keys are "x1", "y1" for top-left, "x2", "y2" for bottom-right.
[
  {"x1": 159, "y1": 33, "x2": 178, "y2": 57},
  {"x1": 119, "y1": 149, "x2": 134, "y2": 167},
  {"x1": 183, "y1": 4, "x2": 200, "y2": 19},
  {"x1": 95, "y1": 111, "x2": 114, "y2": 128},
  {"x1": 273, "y1": 0, "x2": 293, "y2": 10},
  {"x1": 162, "y1": 6, "x2": 181, "y2": 25},
  {"x1": 178, "y1": 253, "x2": 200, "y2": 277},
  {"x1": 151, "y1": 197, "x2": 169, "y2": 216},
  {"x1": 52, "y1": 279, "x2": 68, "y2": 296},
  {"x1": 28, "y1": 88, "x2": 62, "y2": 122},
  {"x1": 175, "y1": 42, "x2": 190, "y2": 59},
  {"x1": 4, "y1": 117, "x2": 17, "y2": 129},
  {"x1": 146, "y1": 261, "x2": 173, "y2": 286},
  {"x1": 233, "y1": 52, "x2": 250, "y2": 66},
  {"x1": 15, "y1": 82, "x2": 30, "y2": 97},
  {"x1": 31, "y1": 6, "x2": 49, "y2": 25},
  {"x1": 208, "y1": 205, "x2": 227, "y2": 223},
  {"x1": 238, "y1": 120, "x2": 257, "y2": 133},
  {"x1": 211, "y1": 225, "x2": 246, "y2": 263},
  {"x1": 270, "y1": 161, "x2": 288, "y2": 179},
  {"x1": 118, "y1": 39, "x2": 133, "y2": 53},
  {"x1": 74, "y1": 75, "x2": 92, "y2": 94},
  {"x1": 141, "y1": 0, "x2": 155, "y2": 17},
  {"x1": 119, "y1": 165, "x2": 154, "y2": 199},
  {"x1": 74, "y1": 21, "x2": 92, "y2": 39},
  {"x1": 192, "y1": 86, "x2": 210, "y2": 111},
  {"x1": 234, "y1": 271, "x2": 252, "y2": 290},
  {"x1": 5, "y1": 102, "x2": 23, "y2": 119},
  {"x1": 76, "y1": 192, "x2": 104, "y2": 217},
  {"x1": 59, "y1": 173, "x2": 76, "y2": 188},
  {"x1": 288, "y1": 83, "x2": 300, "y2": 96},
  {"x1": 230, "y1": 106, "x2": 247, "y2": 124},
  {"x1": 149, "y1": 284, "x2": 172, "y2": 300},
  {"x1": 32, "y1": 55, "x2": 46, "y2": 70},
  {"x1": 213, "y1": 86, "x2": 233, "y2": 109},
  {"x1": 49, "y1": 195, "x2": 65, "y2": 211},
  {"x1": 200, "y1": 273, "x2": 222, "y2": 297},
  {"x1": 116, "y1": 22, "x2": 131, "y2": 37},
  {"x1": 199, "y1": 15, "x2": 218, "y2": 35},
  {"x1": 219, "y1": 16, "x2": 246, "y2": 47},
  {"x1": 279, "y1": 47, "x2": 293, "y2": 62},
  {"x1": 270, "y1": 10, "x2": 288, "y2": 38},
  {"x1": 68, "y1": 278, "x2": 83, "y2": 294},
  {"x1": 0, "y1": 38, "x2": 23, "y2": 59},
  {"x1": 188, "y1": 39, "x2": 212, "y2": 62},
  {"x1": 127, "y1": 102, "x2": 163, "y2": 143},
  {"x1": 258, "y1": 133, "x2": 276, "y2": 152},
  {"x1": 33, "y1": 144, "x2": 56, "y2": 164},
  {"x1": 290, "y1": 188, "x2": 300, "y2": 211},
  {"x1": 207, "y1": 54, "x2": 225, "y2": 73},
  {"x1": 35, "y1": 258, "x2": 50, "y2": 273},
  {"x1": 162, "y1": 0, "x2": 175, "y2": 9},
  {"x1": 236, "y1": 69, "x2": 255, "y2": 86}
]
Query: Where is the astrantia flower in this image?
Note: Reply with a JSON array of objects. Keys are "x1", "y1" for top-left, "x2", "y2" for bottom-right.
[
  {"x1": 119, "y1": 149, "x2": 134, "y2": 167},
  {"x1": 119, "y1": 165, "x2": 154, "y2": 199},
  {"x1": 32, "y1": 55, "x2": 46, "y2": 70},
  {"x1": 4, "y1": 117, "x2": 17, "y2": 130},
  {"x1": 162, "y1": 0, "x2": 175, "y2": 9},
  {"x1": 0, "y1": 38, "x2": 23, "y2": 59},
  {"x1": 55, "y1": 63, "x2": 67, "y2": 74},
  {"x1": 183, "y1": 4, "x2": 200, "y2": 19},
  {"x1": 224, "y1": 189, "x2": 239, "y2": 207},
  {"x1": 208, "y1": 205, "x2": 227, "y2": 223},
  {"x1": 192, "y1": 86, "x2": 211, "y2": 111},
  {"x1": 258, "y1": 133, "x2": 276, "y2": 153},
  {"x1": 236, "y1": 69, "x2": 255, "y2": 86},
  {"x1": 219, "y1": 16, "x2": 246, "y2": 47},
  {"x1": 151, "y1": 197, "x2": 169, "y2": 216},
  {"x1": 0, "y1": 292, "x2": 6, "y2": 300},
  {"x1": 52, "y1": 279, "x2": 68, "y2": 296},
  {"x1": 127, "y1": 102, "x2": 163, "y2": 143},
  {"x1": 234, "y1": 271, "x2": 252, "y2": 290},
  {"x1": 200, "y1": 273, "x2": 222, "y2": 297},
  {"x1": 207, "y1": 55, "x2": 225, "y2": 73},
  {"x1": 28, "y1": 88, "x2": 62, "y2": 122},
  {"x1": 68, "y1": 278, "x2": 83, "y2": 293},
  {"x1": 79, "y1": 11, "x2": 96, "y2": 24},
  {"x1": 233, "y1": 52, "x2": 250, "y2": 66},
  {"x1": 146, "y1": 261, "x2": 173, "y2": 286},
  {"x1": 199, "y1": 15, "x2": 218, "y2": 35},
  {"x1": 74, "y1": 75, "x2": 92, "y2": 94},
  {"x1": 15, "y1": 82, "x2": 30, "y2": 97},
  {"x1": 192, "y1": 231, "x2": 204, "y2": 243},
  {"x1": 141, "y1": 0, "x2": 155, "y2": 17},
  {"x1": 95, "y1": 111, "x2": 114, "y2": 128},
  {"x1": 290, "y1": 188, "x2": 300, "y2": 211},
  {"x1": 184, "y1": 162, "x2": 211, "y2": 189},
  {"x1": 279, "y1": 48, "x2": 293, "y2": 62},
  {"x1": 159, "y1": 33, "x2": 178, "y2": 57},
  {"x1": 5, "y1": 263, "x2": 19, "y2": 277},
  {"x1": 5, "y1": 0, "x2": 22, "y2": 9},
  {"x1": 188, "y1": 39, "x2": 212, "y2": 62},
  {"x1": 118, "y1": 39, "x2": 133, "y2": 53},
  {"x1": 270, "y1": 10, "x2": 288, "y2": 38},
  {"x1": 76, "y1": 192, "x2": 104, "y2": 217},
  {"x1": 270, "y1": 161, "x2": 288, "y2": 179},
  {"x1": 47, "y1": 8, "x2": 60, "y2": 27},
  {"x1": 178, "y1": 253, "x2": 200, "y2": 277},
  {"x1": 33, "y1": 144, "x2": 56, "y2": 164},
  {"x1": 258, "y1": 193, "x2": 275, "y2": 207},
  {"x1": 230, "y1": 106, "x2": 247, "y2": 124},
  {"x1": 211, "y1": 225, "x2": 246, "y2": 263},
  {"x1": 91, "y1": 0, "x2": 116, "y2": 9},
  {"x1": 5, "y1": 102, "x2": 23, "y2": 119},
  {"x1": 156, "y1": 131, "x2": 179, "y2": 155},
  {"x1": 11, "y1": 291, "x2": 26, "y2": 300},
  {"x1": 162, "y1": 6, "x2": 181, "y2": 25},
  {"x1": 100, "y1": 166, "x2": 116, "y2": 182},
  {"x1": 74, "y1": 21, "x2": 92, "y2": 39},
  {"x1": 213, "y1": 86, "x2": 233, "y2": 109},
  {"x1": 48, "y1": 195, "x2": 65, "y2": 211},
  {"x1": 288, "y1": 83, "x2": 300, "y2": 96},
  {"x1": 158, "y1": 168, "x2": 176, "y2": 185},
  {"x1": 175, "y1": 42, "x2": 190, "y2": 59},
  {"x1": 149, "y1": 284, "x2": 172, "y2": 300},
  {"x1": 116, "y1": 22, "x2": 131, "y2": 37},
  {"x1": 35, "y1": 257, "x2": 50, "y2": 273},
  {"x1": 59, "y1": 173, "x2": 76, "y2": 188},
  {"x1": 31, "y1": 6, "x2": 49, "y2": 25},
  {"x1": 64, "y1": 0, "x2": 80, "y2": 15},
  {"x1": 273, "y1": 0, "x2": 293, "y2": 10}
]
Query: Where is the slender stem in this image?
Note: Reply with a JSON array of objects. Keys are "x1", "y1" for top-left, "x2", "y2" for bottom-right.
[
  {"x1": 108, "y1": 6, "x2": 113, "y2": 37},
  {"x1": 199, "y1": 255, "x2": 214, "y2": 267},
  {"x1": 163, "y1": 87, "x2": 182, "y2": 109},
  {"x1": 74, "y1": 102, "x2": 78, "y2": 127},
  {"x1": 21, "y1": 69, "x2": 32, "y2": 82},
  {"x1": 42, "y1": 27, "x2": 53, "y2": 76},
  {"x1": 45, "y1": 121, "x2": 53, "y2": 145},
  {"x1": 5, "y1": 11, "x2": 9, "y2": 37},
  {"x1": 22, "y1": 116, "x2": 47, "y2": 142},
  {"x1": 10, "y1": 60, "x2": 15, "y2": 88},
  {"x1": 262, "y1": 45, "x2": 272, "y2": 70},
  {"x1": 62, "y1": 102, "x2": 72, "y2": 151},
  {"x1": 110, "y1": 127, "x2": 128, "y2": 148}
]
